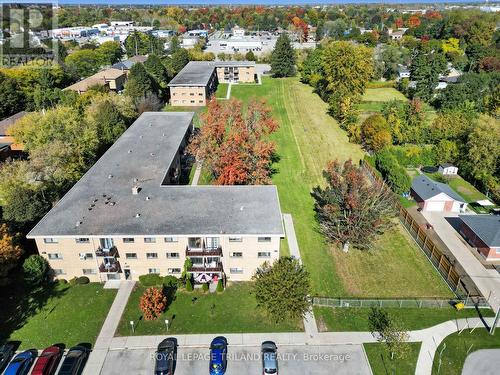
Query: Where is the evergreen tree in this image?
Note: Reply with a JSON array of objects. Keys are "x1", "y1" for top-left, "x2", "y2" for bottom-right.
[
  {"x1": 270, "y1": 33, "x2": 296, "y2": 77},
  {"x1": 124, "y1": 63, "x2": 158, "y2": 103},
  {"x1": 0, "y1": 73, "x2": 25, "y2": 119}
]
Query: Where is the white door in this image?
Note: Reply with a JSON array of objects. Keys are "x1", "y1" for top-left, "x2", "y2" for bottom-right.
[{"x1": 426, "y1": 201, "x2": 445, "y2": 211}]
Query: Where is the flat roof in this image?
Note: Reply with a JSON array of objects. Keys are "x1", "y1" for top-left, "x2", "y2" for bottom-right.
[
  {"x1": 168, "y1": 61, "x2": 256, "y2": 87},
  {"x1": 27, "y1": 112, "x2": 284, "y2": 238}
]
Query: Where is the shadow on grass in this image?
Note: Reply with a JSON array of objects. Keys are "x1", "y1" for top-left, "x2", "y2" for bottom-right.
[{"x1": 0, "y1": 276, "x2": 67, "y2": 344}]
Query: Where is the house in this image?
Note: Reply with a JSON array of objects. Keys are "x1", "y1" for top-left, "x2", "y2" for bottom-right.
[
  {"x1": 438, "y1": 163, "x2": 458, "y2": 176},
  {"x1": 64, "y1": 68, "x2": 127, "y2": 94},
  {"x1": 168, "y1": 61, "x2": 256, "y2": 106},
  {"x1": 411, "y1": 175, "x2": 467, "y2": 212},
  {"x1": 389, "y1": 29, "x2": 405, "y2": 40},
  {"x1": 459, "y1": 215, "x2": 500, "y2": 261},
  {"x1": 398, "y1": 66, "x2": 410, "y2": 80},
  {"x1": 232, "y1": 25, "x2": 245, "y2": 38},
  {"x1": 111, "y1": 55, "x2": 148, "y2": 72},
  {"x1": 27, "y1": 112, "x2": 284, "y2": 283},
  {"x1": 0, "y1": 111, "x2": 27, "y2": 154}
]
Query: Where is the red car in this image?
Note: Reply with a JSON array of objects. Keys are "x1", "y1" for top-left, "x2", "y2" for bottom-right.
[{"x1": 31, "y1": 346, "x2": 62, "y2": 375}]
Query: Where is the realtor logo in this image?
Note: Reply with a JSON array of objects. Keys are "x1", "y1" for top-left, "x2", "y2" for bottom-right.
[{"x1": 0, "y1": 2, "x2": 58, "y2": 67}]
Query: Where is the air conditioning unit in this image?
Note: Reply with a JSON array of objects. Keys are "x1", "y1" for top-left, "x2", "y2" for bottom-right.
[{"x1": 79, "y1": 254, "x2": 87, "y2": 260}]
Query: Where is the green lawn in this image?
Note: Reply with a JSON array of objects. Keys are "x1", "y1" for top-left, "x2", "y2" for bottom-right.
[
  {"x1": 116, "y1": 282, "x2": 302, "y2": 336},
  {"x1": 314, "y1": 306, "x2": 494, "y2": 332},
  {"x1": 361, "y1": 88, "x2": 407, "y2": 102},
  {"x1": 364, "y1": 342, "x2": 421, "y2": 375},
  {"x1": 432, "y1": 328, "x2": 500, "y2": 375},
  {"x1": 0, "y1": 282, "x2": 116, "y2": 349},
  {"x1": 215, "y1": 83, "x2": 229, "y2": 98}
]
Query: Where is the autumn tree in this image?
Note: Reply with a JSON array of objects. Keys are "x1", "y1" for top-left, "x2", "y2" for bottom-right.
[
  {"x1": 0, "y1": 224, "x2": 23, "y2": 283},
  {"x1": 0, "y1": 72, "x2": 25, "y2": 119},
  {"x1": 189, "y1": 98, "x2": 279, "y2": 185},
  {"x1": 139, "y1": 287, "x2": 168, "y2": 321},
  {"x1": 361, "y1": 114, "x2": 392, "y2": 152},
  {"x1": 312, "y1": 159, "x2": 396, "y2": 252},
  {"x1": 253, "y1": 256, "x2": 311, "y2": 323}
]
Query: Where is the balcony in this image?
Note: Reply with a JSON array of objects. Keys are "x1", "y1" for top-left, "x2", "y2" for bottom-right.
[
  {"x1": 185, "y1": 246, "x2": 222, "y2": 257},
  {"x1": 188, "y1": 262, "x2": 223, "y2": 273},
  {"x1": 99, "y1": 260, "x2": 121, "y2": 273},
  {"x1": 95, "y1": 247, "x2": 118, "y2": 257}
]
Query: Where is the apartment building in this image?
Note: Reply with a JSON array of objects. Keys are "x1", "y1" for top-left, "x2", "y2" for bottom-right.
[
  {"x1": 168, "y1": 61, "x2": 256, "y2": 106},
  {"x1": 27, "y1": 112, "x2": 284, "y2": 283}
]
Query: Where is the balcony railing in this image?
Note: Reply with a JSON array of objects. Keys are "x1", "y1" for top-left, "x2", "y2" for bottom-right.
[
  {"x1": 188, "y1": 262, "x2": 223, "y2": 273},
  {"x1": 99, "y1": 260, "x2": 121, "y2": 273},
  {"x1": 185, "y1": 246, "x2": 222, "y2": 257},
  {"x1": 95, "y1": 246, "x2": 118, "y2": 257}
]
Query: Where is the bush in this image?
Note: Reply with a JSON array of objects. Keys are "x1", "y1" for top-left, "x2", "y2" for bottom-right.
[
  {"x1": 139, "y1": 287, "x2": 167, "y2": 321},
  {"x1": 58, "y1": 279, "x2": 68, "y2": 285},
  {"x1": 389, "y1": 145, "x2": 436, "y2": 168},
  {"x1": 69, "y1": 277, "x2": 77, "y2": 286},
  {"x1": 202, "y1": 282, "x2": 209, "y2": 292},
  {"x1": 23, "y1": 255, "x2": 49, "y2": 285},
  {"x1": 185, "y1": 277, "x2": 193, "y2": 292},
  {"x1": 376, "y1": 149, "x2": 411, "y2": 194},
  {"x1": 162, "y1": 275, "x2": 179, "y2": 288},
  {"x1": 216, "y1": 279, "x2": 224, "y2": 293},
  {"x1": 76, "y1": 276, "x2": 90, "y2": 284},
  {"x1": 139, "y1": 273, "x2": 163, "y2": 287}
]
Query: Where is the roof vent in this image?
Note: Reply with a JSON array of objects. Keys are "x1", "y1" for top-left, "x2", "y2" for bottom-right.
[
  {"x1": 146, "y1": 196, "x2": 151, "y2": 201},
  {"x1": 162, "y1": 133, "x2": 166, "y2": 137},
  {"x1": 133, "y1": 178, "x2": 139, "y2": 183},
  {"x1": 76, "y1": 220, "x2": 82, "y2": 226},
  {"x1": 132, "y1": 186, "x2": 141, "y2": 195},
  {"x1": 240, "y1": 206, "x2": 244, "y2": 211},
  {"x1": 135, "y1": 213, "x2": 141, "y2": 218},
  {"x1": 108, "y1": 174, "x2": 113, "y2": 179},
  {"x1": 88, "y1": 207, "x2": 92, "y2": 211},
  {"x1": 109, "y1": 202, "x2": 116, "y2": 206},
  {"x1": 150, "y1": 152, "x2": 155, "y2": 156},
  {"x1": 128, "y1": 150, "x2": 132, "y2": 153}
]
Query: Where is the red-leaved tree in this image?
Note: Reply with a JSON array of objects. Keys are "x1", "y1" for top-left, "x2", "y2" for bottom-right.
[
  {"x1": 189, "y1": 97, "x2": 279, "y2": 185},
  {"x1": 139, "y1": 287, "x2": 167, "y2": 321}
]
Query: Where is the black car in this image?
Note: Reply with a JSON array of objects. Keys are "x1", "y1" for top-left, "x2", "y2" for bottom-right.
[
  {"x1": 57, "y1": 346, "x2": 88, "y2": 375},
  {"x1": 261, "y1": 341, "x2": 278, "y2": 375},
  {"x1": 0, "y1": 343, "x2": 15, "y2": 372},
  {"x1": 154, "y1": 338, "x2": 177, "y2": 375}
]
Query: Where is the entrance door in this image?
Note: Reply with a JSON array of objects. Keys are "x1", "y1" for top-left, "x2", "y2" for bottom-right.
[{"x1": 124, "y1": 269, "x2": 131, "y2": 280}]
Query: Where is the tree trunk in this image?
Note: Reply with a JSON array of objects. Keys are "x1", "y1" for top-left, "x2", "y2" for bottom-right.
[{"x1": 342, "y1": 241, "x2": 350, "y2": 253}]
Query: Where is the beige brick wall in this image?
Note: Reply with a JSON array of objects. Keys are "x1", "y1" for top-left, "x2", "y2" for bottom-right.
[
  {"x1": 170, "y1": 86, "x2": 207, "y2": 106},
  {"x1": 216, "y1": 66, "x2": 255, "y2": 83}
]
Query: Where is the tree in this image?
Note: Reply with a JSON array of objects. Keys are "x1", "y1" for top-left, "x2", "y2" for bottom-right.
[
  {"x1": 361, "y1": 114, "x2": 392, "y2": 152},
  {"x1": 85, "y1": 95, "x2": 127, "y2": 149},
  {"x1": 323, "y1": 19, "x2": 348, "y2": 39},
  {"x1": 188, "y1": 98, "x2": 279, "y2": 185},
  {"x1": 410, "y1": 49, "x2": 447, "y2": 101},
  {"x1": 252, "y1": 256, "x2": 311, "y2": 323},
  {"x1": 124, "y1": 63, "x2": 158, "y2": 103},
  {"x1": 96, "y1": 41, "x2": 124, "y2": 66},
  {"x1": 0, "y1": 224, "x2": 23, "y2": 282},
  {"x1": 378, "y1": 45, "x2": 410, "y2": 80},
  {"x1": 124, "y1": 31, "x2": 162, "y2": 56},
  {"x1": 368, "y1": 307, "x2": 410, "y2": 360},
  {"x1": 270, "y1": 33, "x2": 296, "y2": 77},
  {"x1": 245, "y1": 50, "x2": 256, "y2": 61},
  {"x1": 311, "y1": 159, "x2": 396, "y2": 252},
  {"x1": 375, "y1": 149, "x2": 412, "y2": 195},
  {"x1": 23, "y1": 255, "x2": 49, "y2": 285},
  {"x1": 139, "y1": 287, "x2": 167, "y2": 321},
  {"x1": 435, "y1": 139, "x2": 459, "y2": 165},
  {"x1": 0, "y1": 73, "x2": 26, "y2": 119},
  {"x1": 144, "y1": 54, "x2": 170, "y2": 88},
  {"x1": 165, "y1": 49, "x2": 189, "y2": 76},
  {"x1": 64, "y1": 49, "x2": 102, "y2": 78}
]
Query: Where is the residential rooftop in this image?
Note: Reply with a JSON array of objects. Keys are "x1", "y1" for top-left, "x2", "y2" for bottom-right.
[
  {"x1": 411, "y1": 175, "x2": 464, "y2": 202},
  {"x1": 111, "y1": 55, "x2": 148, "y2": 70},
  {"x1": 460, "y1": 215, "x2": 500, "y2": 247},
  {"x1": 64, "y1": 68, "x2": 126, "y2": 92},
  {"x1": 27, "y1": 112, "x2": 284, "y2": 238},
  {"x1": 0, "y1": 111, "x2": 26, "y2": 136},
  {"x1": 167, "y1": 61, "x2": 256, "y2": 87}
]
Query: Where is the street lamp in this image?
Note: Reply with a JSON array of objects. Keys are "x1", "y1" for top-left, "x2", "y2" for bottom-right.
[{"x1": 130, "y1": 320, "x2": 135, "y2": 333}]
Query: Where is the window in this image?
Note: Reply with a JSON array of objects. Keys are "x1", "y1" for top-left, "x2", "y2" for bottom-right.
[
  {"x1": 206, "y1": 237, "x2": 220, "y2": 249},
  {"x1": 230, "y1": 268, "x2": 243, "y2": 274},
  {"x1": 75, "y1": 238, "x2": 89, "y2": 244},
  {"x1": 53, "y1": 269, "x2": 65, "y2": 275},
  {"x1": 188, "y1": 237, "x2": 202, "y2": 249},
  {"x1": 126, "y1": 253, "x2": 137, "y2": 259},
  {"x1": 229, "y1": 237, "x2": 242, "y2": 242},
  {"x1": 146, "y1": 252, "x2": 158, "y2": 259},
  {"x1": 148, "y1": 268, "x2": 160, "y2": 274},
  {"x1": 168, "y1": 268, "x2": 181, "y2": 274},
  {"x1": 82, "y1": 269, "x2": 96, "y2": 275},
  {"x1": 123, "y1": 238, "x2": 135, "y2": 243},
  {"x1": 100, "y1": 238, "x2": 114, "y2": 249},
  {"x1": 166, "y1": 252, "x2": 180, "y2": 259},
  {"x1": 230, "y1": 252, "x2": 243, "y2": 258},
  {"x1": 144, "y1": 237, "x2": 156, "y2": 243},
  {"x1": 258, "y1": 252, "x2": 271, "y2": 258},
  {"x1": 190, "y1": 100, "x2": 195, "y2": 103},
  {"x1": 190, "y1": 93, "x2": 194, "y2": 96},
  {"x1": 48, "y1": 253, "x2": 62, "y2": 260},
  {"x1": 79, "y1": 252, "x2": 93, "y2": 260},
  {"x1": 198, "y1": 93, "x2": 203, "y2": 96},
  {"x1": 44, "y1": 238, "x2": 58, "y2": 244},
  {"x1": 258, "y1": 237, "x2": 272, "y2": 243},
  {"x1": 164, "y1": 237, "x2": 178, "y2": 243}
]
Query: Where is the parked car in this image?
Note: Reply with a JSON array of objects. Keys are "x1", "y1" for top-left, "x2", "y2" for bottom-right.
[
  {"x1": 261, "y1": 341, "x2": 278, "y2": 374},
  {"x1": 57, "y1": 346, "x2": 88, "y2": 375},
  {"x1": 3, "y1": 350, "x2": 36, "y2": 375},
  {"x1": 209, "y1": 337, "x2": 227, "y2": 375},
  {"x1": 154, "y1": 338, "x2": 177, "y2": 375},
  {"x1": 32, "y1": 346, "x2": 63, "y2": 375},
  {"x1": 0, "y1": 343, "x2": 15, "y2": 372}
]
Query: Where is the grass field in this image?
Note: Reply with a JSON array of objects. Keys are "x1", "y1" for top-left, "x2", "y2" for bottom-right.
[
  {"x1": 361, "y1": 88, "x2": 407, "y2": 102},
  {"x1": 116, "y1": 282, "x2": 302, "y2": 336},
  {"x1": 432, "y1": 329, "x2": 500, "y2": 374},
  {"x1": 314, "y1": 307, "x2": 494, "y2": 332},
  {"x1": 215, "y1": 83, "x2": 229, "y2": 98},
  {"x1": 0, "y1": 282, "x2": 116, "y2": 349},
  {"x1": 364, "y1": 342, "x2": 421, "y2": 375}
]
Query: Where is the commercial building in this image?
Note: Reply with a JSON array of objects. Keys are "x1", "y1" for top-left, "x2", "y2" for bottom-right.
[
  {"x1": 27, "y1": 112, "x2": 284, "y2": 283},
  {"x1": 64, "y1": 68, "x2": 127, "y2": 94},
  {"x1": 168, "y1": 61, "x2": 256, "y2": 106}
]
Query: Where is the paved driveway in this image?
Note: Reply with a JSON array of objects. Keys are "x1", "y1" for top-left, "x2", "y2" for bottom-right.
[
  {"x1": 100, "y1": 344, "x2": 371, "y2": 375},
  {"x1": 422, "y1": 212, "x2": 500, "y2": 311},
  {"x1": 462, "y1": 349, "x2": 500, "y2": 375}
]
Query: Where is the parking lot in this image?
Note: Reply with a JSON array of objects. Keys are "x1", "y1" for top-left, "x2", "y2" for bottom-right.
[{"x1": 100, "y1": 344, "x2": 371, "y2": 375}]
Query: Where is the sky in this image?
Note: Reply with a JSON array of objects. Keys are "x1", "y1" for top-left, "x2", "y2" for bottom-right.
[{"x1": 52, "y1": 0, "x2": 490, "y2": 5}]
